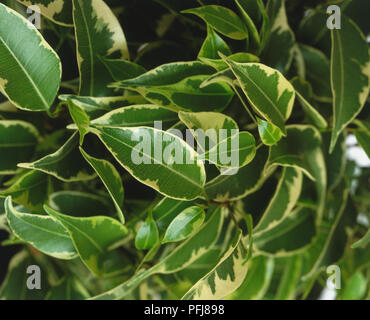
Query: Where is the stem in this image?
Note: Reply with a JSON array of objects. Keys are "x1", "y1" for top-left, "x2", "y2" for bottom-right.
[{"x1": 234, "y1": 86, "x2": 258, "y2": 124}]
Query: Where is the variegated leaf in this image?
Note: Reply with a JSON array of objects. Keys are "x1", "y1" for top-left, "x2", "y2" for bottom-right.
[
  {"x1": 182, "y1": 5, "x2": 249, "y2": 40},
  {"x1": 5, "y1": 197, "x2": 77, "y2": 259},
  {"x1": 0, "y1": 3, "x2": 61, "y2": 111},
  {"x1": 80, "y1": 148, "x2": 125, "y2": 224},
  {"x1": 18, "y1": 132, "x2": 96, "y2": 182},
  {"x1": 72, "y1": 0, "x2": 129, "y2": 96},
  {"x1": 89, "y1": 126, "x2": 206, "y2": 200},
  {"x1": 329, "y1": 15, "x2": 370, "y2": 152}
]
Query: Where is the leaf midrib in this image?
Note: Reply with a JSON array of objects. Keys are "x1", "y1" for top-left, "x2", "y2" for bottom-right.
[{"x1": 0, "y1": 34, "x2": 49, "y2": 109}]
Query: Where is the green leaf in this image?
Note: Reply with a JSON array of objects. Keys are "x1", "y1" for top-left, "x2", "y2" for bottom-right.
[
  {"x1": 226, "y1": 255, "x2": 274, "y2": 300},
  {"x1": 205, "y1": 146, "x2": 270, "y2": 201},
  {"x1": 261, "y1": 0, "x2": 295, "y2": 73},
  {"x1": 44, "y1": 205, "x2": 128, "y2": 276},
  {"x1": 135, "y1": 212, "x2": 159, "y2": 250},
  {"x1": 18, "y1": 132, "x2": 96, "y2": 182},
  {"x1": 91, "y1": 104, "x2": 178, "y2": 129},
  {"x1": 46, "y1": 277, "x2": 90, "y2": 300},
  {"x1": 72, "y1": 0, "x2": 129, "y2": 96},
  {"x1": 342, "y1": 272, "x2": 367, "y2": 300},
  {"x1": 198, "y1": 25, "x2": 231, "y2": 59},
  {"x1": 48, "y1": 191, "x2": 113, "y2": 218},
  {"x1": 112, "y1": 61, "x2": 234, "y2": 112},
  {"x1": 254, "y1": 167, "x2": 302, "y2": 235},
  {"x1": 253, "y1": 207, "x2": 316, "y2": 256},
  {"x1": 80, "y1": 148, "x2": 125, "y2": 224},
  {"x1": 91, "y1": 207, "x2": 224, "y2": 299},
  {"x1": 162, "y1": 206, "x2": 205, "y2": 243},
  {"x1": 290, "y1": 77, "x2": 328, "y2": 129},
  {"x1": 0, "y1": 3, "x2": 61, "y2": 111},
  {"x1": 329, "y1": 15, "x2": 370, "y2": 152},
  {"x1": 89, "y1": 126, "x2": 206, "y2": 200},
  {"x1": 100, "y1": 57, "x2": 147, "y2": 82},
  {"x1": 274, "y1": 255, "x2": 303, "y2": 300},
  {"x1": 0, "y1": 170, "x2": 50, "y2": 211},
  {"x1": 182, "y1": 230, "x2": 248, "y2": 300},
  {"x1": 5, "y1": 197, "x2": 77, "y2": 259},
  {"x1": 257, "y1": 117, "x2": 282, "y2": 146},
  {"x1": 299, "y1": 44, "x2": 331, "y2": 102},
  {"x1": 0, "y1": 251, "x2": 49, "y2": 300},
  {"x1": 153, "y1": 197, "x2": 194, "y2": 233},
  {"x1": 223, "y1": 59, "x2": 295, "y2": 135},
  {"x1": 182, "y1": 5, "x2": 249, "y2": 40},
  {"x1": 302, "y1": 180, "x2": 357, "y2": 280},
  {"x1": 0, "y1": 120, "x2": 40, "y2": 174},
  {"x1": 67, "y1": 99, "x2": 90, "y2": 145},
  {"x1": 15, "y1": 0, "x2": 73, "y2": 26},
  {"x1": 235, "y1": 0, "x2": 261, "y2": 50}
]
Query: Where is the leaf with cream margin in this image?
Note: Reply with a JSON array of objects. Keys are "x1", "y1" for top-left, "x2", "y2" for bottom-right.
[
  {"x1": 18, "y1": 132, "x2": 96, "y2": 182},
  {"x1": 182, "y1": 230, "x2": 248, "y2": 300},
  {"x1": 0, "y1": 170, "x2": 50, "y2": 211},
  {"x1": 152, "y1": 197, "x2": 194, "y2": 233},
  {"x1": 222, "y1": 58, "x2": 295, "y2": 135},
  {"x1": 15, "y1": 0, "x2": 73, "y2": 26},
  {"x1": 44, "y1": 205, "x2": 128, "y2": 276},
  {"x1": 261, "y1": 0, "x2": 295, "y2": 73},
  {"x1": 5, "y1": 197, "x2": 77, "y2": 260},
  {"x1": 257, "y1": 117, "x2": 282, "y2": 146},
  {"x1": 198, "y1": 25, "x2": 231, "y2": 59},
  {"x1": 0, "y1": 120, "x2": 40, "y2": 174},
  {"x1": 226, "y1": 255, "x2": 274, "y2": 300},
  {"x1": 72, "y1": 0, "x2": 129, "y2": 96},
  {"x1": 253, "y1": 167, "x2": 302, "y2": 235},
  {"x1": 179, "y1": 110, "x2": 238, "y2": 153},
  {"x1": 89, "y1": 126, "x2": 206, "y2": 201},
  {"x1": 253, "y1": 207, "x2": 316, "y2": 257},
  {"x1": 80, "y1": 148, "x2": 125, "y2": 224},
  {"x1": 0, "y1": 3, "x2": 61, "y2": 111},
  {"x1": 205, "y1": 146, "x2": 271, "y2": 202},
  {"x1": 205, "y1": 131, "x2": 256, "y2": 168},
  {"x1": 111, "y1": 61, "x2": 234, "y2": 112},
  {"x1": 182, "y1": 5, "x2": 249, "y2": 40},
  {"x1": 162, "y1": 206, "x2": 205, "y2": 243},
  {"x1": 199, "y1": 52, "x2": 260, "y2": 72},
  {"x1": 329, "y1": 15, "x2": 370, "y2": 153},
  {"x1": 90, "y1": 207, "x2": 224, "y2": 299},
  {"x1": 266, "y1": 125, "x2": 326, "y2": 221},
  {"x1": 91, "y1": 104, "x2": 178, "y2": 130},
  {"x1": 59, "y1": 94, "x2": 147, "y2": 118}
]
